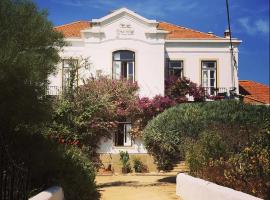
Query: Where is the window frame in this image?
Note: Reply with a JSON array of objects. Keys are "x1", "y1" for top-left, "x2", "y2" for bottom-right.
[
  {"x1": 166, "y1": 59, "x2": 184, "y2": 78},
  {"x1": 62, "y1": 59, "x2": 79, "y2": 91},
  {"x1": 114, "y1": 121, "x2": 132, "y2": 147},
  {"x1": 112, "y1": 50, "x2": 135, "y2": 82},
  {"x1": 201, "y1": 60, "x2": 218, "y2": 95}
]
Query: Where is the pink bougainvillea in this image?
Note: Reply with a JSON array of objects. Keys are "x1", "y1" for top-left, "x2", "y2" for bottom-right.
[{"x1": 165, "y1": 75, "x2": 206, "y2": 102}]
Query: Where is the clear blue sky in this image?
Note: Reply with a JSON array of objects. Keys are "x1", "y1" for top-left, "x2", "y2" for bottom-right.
[{"x1": 34, "y1": 0, "x2": 269, "y2": 85}]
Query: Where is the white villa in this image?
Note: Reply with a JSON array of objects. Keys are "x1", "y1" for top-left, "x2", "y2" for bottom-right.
[{"x1": 51, "y1": 8, "x2": 241, "y2": 172}]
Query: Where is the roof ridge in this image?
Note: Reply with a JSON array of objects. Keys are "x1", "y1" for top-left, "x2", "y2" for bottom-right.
[
  {"x1": 239, "y1": 80, "x2": 270, "y2": 87},
  {"x1": 54, "y1": 20, "x2": 91, "y2": 28},
  {"x1": 159, "y1": 21, "x2": 221, "y2": 38}
]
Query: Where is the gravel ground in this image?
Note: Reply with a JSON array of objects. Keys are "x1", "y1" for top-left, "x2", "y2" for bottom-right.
[{"x1": 96, "y1": 175, "x2": 182, "y2": 200}]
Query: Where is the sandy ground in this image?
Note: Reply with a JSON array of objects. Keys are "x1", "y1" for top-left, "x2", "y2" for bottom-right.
[{"x1": 96, "y1": 175, "x2": 182, "y2": 200}]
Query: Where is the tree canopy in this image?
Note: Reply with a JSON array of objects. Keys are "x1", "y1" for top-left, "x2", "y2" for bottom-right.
[{"x1": 0, "y1": 0, "x2": 64, "y2": 133}]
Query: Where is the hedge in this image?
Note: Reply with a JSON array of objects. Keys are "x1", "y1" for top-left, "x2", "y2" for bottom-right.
[{"x1": 143, "y1": 100, "x2": 269, "y2": 170}]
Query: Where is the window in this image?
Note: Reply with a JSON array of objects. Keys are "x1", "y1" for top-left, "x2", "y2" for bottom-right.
[
  {"x1": 113, "y1": 50, "x2": 135, "y2": 82},
  {"x1": 62, "y1": 59, "x2": 78, "y2": 91},
  {"x1": 201, "y1": 61, "x2": 217, "y2": 95},
  {"x1": 114, "y1": 122, "x2": 132, "y2": 147},
  {"x1": 167, "y1": 60, "x2": 184, "y2": 78}
]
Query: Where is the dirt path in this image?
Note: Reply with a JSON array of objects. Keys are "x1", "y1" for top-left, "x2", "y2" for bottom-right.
[{"x1": 96, "y1": 175, "x2": 181, "y2": 200}]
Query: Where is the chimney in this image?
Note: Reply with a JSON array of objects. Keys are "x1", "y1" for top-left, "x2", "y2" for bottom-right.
[{"x1": 224, "y1": 29, "x2": 230, "y2": 38}]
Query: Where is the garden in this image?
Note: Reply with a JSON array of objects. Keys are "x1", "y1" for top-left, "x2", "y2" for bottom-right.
[
  {"x1": 1, "y1": 0, "x2": 269, "y2": 200},
  {"x1": 143, "y1": 101, "x2": 270, "y2": 199}
]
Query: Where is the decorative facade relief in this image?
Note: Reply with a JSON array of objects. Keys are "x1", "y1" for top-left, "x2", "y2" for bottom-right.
[{"x1": 117, "y1": 23, "x2": 134, "y2": 37}]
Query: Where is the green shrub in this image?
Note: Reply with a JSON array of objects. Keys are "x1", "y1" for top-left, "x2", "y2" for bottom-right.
[
  {"x1": 144, "y1": 100, "x2": 270, "y2": 198},
  {"x1": 143, "y1": 103, "x2": 206, "y2": 170},
  {"x1": 210, "y1": 118, "x2": 270, "y2": 199},
  {"x1": 7, "y1": 132, "x2": 97, "y2": 200},
  {"x1": 186, "y1": 131, "x2": 228, "y2": 174},
  {"x1": 119, "y1": 151, "x2": 131, "y2": 173},
  {"x1": 133, "y1": 157, "x2": 146, "y2": 173},
  {"x1": 143, "y1": 100, "x2": 269, "y2": 170}
]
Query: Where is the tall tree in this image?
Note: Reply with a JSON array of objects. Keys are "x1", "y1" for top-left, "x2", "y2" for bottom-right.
[{"x1": 0, "y1": 0, "x2": 64, "y2": 134}]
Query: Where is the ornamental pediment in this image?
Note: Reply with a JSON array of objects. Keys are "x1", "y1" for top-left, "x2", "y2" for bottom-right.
[{"x1": 82, "y1": 8, "x2": 168, "y2": 42}]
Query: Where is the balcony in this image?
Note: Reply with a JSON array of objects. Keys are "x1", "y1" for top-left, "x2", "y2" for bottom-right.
[
  {"x1": 46, "y1": 86, "x2": 62, "y2": 96},
  {"x1": 203, "y1": 87, "x2": 237, "y2": 99}
]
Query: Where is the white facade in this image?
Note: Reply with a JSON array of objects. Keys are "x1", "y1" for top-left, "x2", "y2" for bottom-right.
[{"x1": 50, "y1": 8, "x2": 241, "y2": 154}]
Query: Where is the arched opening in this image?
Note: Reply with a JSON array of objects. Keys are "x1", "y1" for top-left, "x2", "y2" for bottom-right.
[{"x1": 112, "y1": 50, "x2": 135, "y2": 82}]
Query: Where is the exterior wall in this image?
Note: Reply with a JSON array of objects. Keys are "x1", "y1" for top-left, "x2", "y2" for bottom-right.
[
  {"x1": 83, "y1": 39, "x2": 165, "y2": 97},
  {"x1": 49, "y1": 15, "x2": 165, "y2": 98},
  {"x1": 98, "y1": 136, "x2": 147, "y2": 154},
  {"x1": 99, "y1": 153, "x2": 157, "y2": 173},
  {"x1": 97, "y1": 136, "x2": 158, "y2": 173},
  {"x1": 165, "y1": 42, "x2": 239, "y2": 90},
  {"x1": 48, "y1": 11, "x2": 241, "y2": 156}
]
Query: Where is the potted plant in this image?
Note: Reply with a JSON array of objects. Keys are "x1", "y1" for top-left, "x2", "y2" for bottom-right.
[{"x1": 119, "y1": 151, "x2": 131, "y2": 173}]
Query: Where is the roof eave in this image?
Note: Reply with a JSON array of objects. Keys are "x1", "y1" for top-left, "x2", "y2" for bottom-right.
[{"x1": 165, "y1": 39, "x2": 242, "y2": 43}]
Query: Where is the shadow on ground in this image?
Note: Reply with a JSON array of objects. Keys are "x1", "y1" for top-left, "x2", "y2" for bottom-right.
[
  {"x1": 157, "y1": 176, "x2": 176, "y2": 184},
  {"x1": 97, "y1": 181, "x2": 139, "y2": 188},
  {"x1": 97, "y1": 178, "x2": 175, "y2": 189}
]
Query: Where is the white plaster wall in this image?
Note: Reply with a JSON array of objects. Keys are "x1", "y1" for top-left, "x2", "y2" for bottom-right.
[
  {"x1": 97, "y1": 136, "x2": 147, "y2": 154},
  {"x1": 48, "y1": 11, "x2": 240, "y2": 154},
  {"x1": 49, "y1": 15, "x2": 165, "y2": 98},
  {"x1": 176, "y1": 173, "x2": 262, "y2": 200},
  {"x1": 165, "y1": 42, "x2": 239, "y2": 90},
  {"x1": 29, "y1": 186, "x2": 64, "y2": 200},
  {"x1": 83, "y1": 39, "x2": 165, "y2": 97}
]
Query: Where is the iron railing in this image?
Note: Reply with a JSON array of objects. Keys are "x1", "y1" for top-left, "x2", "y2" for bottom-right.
[
  {"x1": 0, "y1": 134, "x2": 29, "y2": 200},
  {"x1": 46, "y1": 86, "x2": 62, "y2": 96},
  {"x1": 203, "y1": 87, "x2": 236, "y2": 98}
]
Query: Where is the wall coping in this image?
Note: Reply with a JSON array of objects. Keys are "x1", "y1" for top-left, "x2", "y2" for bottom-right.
[
  {"x1": 29, "y1": 186, "x2": 64, "y2": 200},
  {"x1": 176, "y1": 173, "x2": 263, "y2": 200}
]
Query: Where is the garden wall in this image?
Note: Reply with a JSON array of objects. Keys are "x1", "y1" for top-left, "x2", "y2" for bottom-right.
[
  {"x1": 176, "y1": 173, "x2": 262, "y2": 200},
  {"x1": 29, "y1": 186, "x2": 64, "y2": 200}
]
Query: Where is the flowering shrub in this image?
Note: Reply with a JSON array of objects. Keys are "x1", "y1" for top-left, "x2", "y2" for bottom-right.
[
  {"x1": 165, "y1": 76, "x2": 206, "y2": 102},
  {"x1": 131, "y1": 77, "x2": 206, "y2": 136},
  {"x1": 48, "y1": 76, "x2": 140, "y2": 157},
  {"x1": 130, "y1": 95, "x2": 176, "y2": 137}
]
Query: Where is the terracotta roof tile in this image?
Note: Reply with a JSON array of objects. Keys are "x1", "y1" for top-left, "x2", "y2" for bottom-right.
[
  {"x1": 239, "y1": 80, "x2": 270, "y2": 105},
  {"x1": 54, "y1": 21, "x2": 91, "y2": 38},
  {"x1": 157, "y1": 22, "x2": 220, "y2": 39},
  {"x1": 54, "y1": 20, "x2": 221, "y2": 39}
]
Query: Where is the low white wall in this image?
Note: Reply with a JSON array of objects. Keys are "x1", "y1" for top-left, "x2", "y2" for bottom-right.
[
  {"x1": 29, "y1": 186, "x2": 64, "y2": 200},
  {"x1": 176, "y1": 173, "x2": 263, "y2": 200}
]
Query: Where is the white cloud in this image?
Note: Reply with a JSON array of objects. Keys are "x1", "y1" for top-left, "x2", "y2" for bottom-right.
[
  {"x1": 238, "y1": 17, "x2": 269, "y2": 35},
  {"x1": 255, "y1": 19, "x2": 269, "y2": 34}
]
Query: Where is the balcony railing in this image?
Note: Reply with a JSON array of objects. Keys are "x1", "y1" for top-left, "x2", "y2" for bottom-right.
[
  {"x1": 46, "y1": 85, "x2": 237, "y2": 100},
  {"x1": 46, "y1": 86, "x2": 62, "y2": 96},
  {"x1": 203, "y1": 87, "x2": 236, "y2": 98}
]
